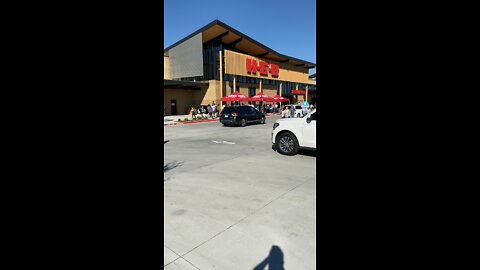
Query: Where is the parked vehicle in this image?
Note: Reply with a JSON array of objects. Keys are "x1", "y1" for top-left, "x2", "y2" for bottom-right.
[
  {"x1": 294, "y1": 105, "x2": 303, "y2": 118},
  {"x1": 272, "y1": 109, "x2": 316, "y2": 155},
  {"x1": 220, "y1": 106, "x2": 266, "y2": 127}
]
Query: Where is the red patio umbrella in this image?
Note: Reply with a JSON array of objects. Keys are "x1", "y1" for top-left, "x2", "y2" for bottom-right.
[
  {"x1": 269, "y1": 95, "x2": 290, "y2": 103},
  {"x1": 220, "y1": 91, "x2": 249, "y2": 102},
  {"x1": 249, "y1": 92, "x2": 272, "y2": 102}
]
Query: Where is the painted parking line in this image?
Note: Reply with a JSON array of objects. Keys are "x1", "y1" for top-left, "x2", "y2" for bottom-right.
[{"x1": 212, "y1": 140, "x2": 236, "y2": 145}]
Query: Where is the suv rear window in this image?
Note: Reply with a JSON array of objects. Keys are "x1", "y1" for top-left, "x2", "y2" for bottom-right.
[
  {"x1": 221, "y1": 107, "x2": 238, "y2": 114},
  {"x1": 295, "y1": 106, "x2": 302, "y2": 110}
]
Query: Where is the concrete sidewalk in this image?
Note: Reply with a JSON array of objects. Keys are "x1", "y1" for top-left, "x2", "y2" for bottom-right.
[
  {"x1": 164, "y1": 113, "x2": 282, "y2": 126},
  {"x1": 164, "y1": 114, "x2": 191, "y2": 122},
  {"x1": 164, "y1": 115, "x2": 218, "y2": 126}
]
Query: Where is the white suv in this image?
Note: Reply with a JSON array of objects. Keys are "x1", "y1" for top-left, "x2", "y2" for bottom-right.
[{"x1": 272, "y1": 109, "x2": 316, "y2": 155}]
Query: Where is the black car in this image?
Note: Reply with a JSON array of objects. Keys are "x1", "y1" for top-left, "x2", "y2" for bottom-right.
[{"x1": 220, "y1": 106, "x2": 266, "y2": 127}]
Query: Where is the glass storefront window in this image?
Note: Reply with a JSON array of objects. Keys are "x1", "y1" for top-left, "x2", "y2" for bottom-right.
[{"x1": 249, "y1": 87, "x2": 256, "y2": 97}]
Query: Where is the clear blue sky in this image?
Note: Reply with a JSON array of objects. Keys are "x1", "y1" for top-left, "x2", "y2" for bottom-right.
[{"x1": 164, "y1": 0, "x2": 316, "y2": 75}]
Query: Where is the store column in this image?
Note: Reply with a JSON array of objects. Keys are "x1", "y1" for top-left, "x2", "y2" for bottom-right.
[
  {"x1": 233, "y1": 76, "x2": 236, "y2": 105},
  {"x1": 233, "y1": 76, "x2": 236, "y2": 93},
  {"x1": 306, "y1": 85, "x2": 308, "y2": 103},
  {"x1": 219, "y1": 50, "x2": 223, "y2": 110},
  {"x1": 295, "y1": 83, "x2": 299, "y2": 103}
]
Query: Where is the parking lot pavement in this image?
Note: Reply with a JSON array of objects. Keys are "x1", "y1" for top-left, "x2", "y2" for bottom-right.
[{"x1": 164, "y1": 115, "x2": 316, "y2": 269}]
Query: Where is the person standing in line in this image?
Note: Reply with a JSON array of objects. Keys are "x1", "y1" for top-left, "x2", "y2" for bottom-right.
[
  {"x1": 211, "y1": 103, "x2": 217, "y2": 118},
  {"x1": 190, "y1": 106, "x2": 196, "y2": 119},
  {"x1": 290, "y1": 104, "x2": 295, "y2": 118},
  {"x1": 285, "y1": 106, "x2": 291, "y2": 118},
  {"x1": 207, "y1": 104, "x2": 212, "y2": 119}
]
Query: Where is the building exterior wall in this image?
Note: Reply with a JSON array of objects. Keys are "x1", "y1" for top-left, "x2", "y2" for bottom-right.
[
  {"x1": 164, "y1": 56, "x2": 171, "y2": 79},
  {"x1": 164, "y1": 88, "x2": 200, "y2": 116},
  {"x1": 164, "y1": 35, "x2": 315, "y2": 115},
  {"x1": 197, "y1": 80, "x2": 220, "y2": 105},
  {"x1": 261, "y1": 85, "x2": 277, "y2": 97}
]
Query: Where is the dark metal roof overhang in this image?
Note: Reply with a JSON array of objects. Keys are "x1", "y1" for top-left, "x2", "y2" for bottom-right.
[
  {"x1": 163, "y1": 80, "x2": 207, "y2": 90},
  {"x1": 164, "y1": 20, "x2": 316, "y2": 69}
]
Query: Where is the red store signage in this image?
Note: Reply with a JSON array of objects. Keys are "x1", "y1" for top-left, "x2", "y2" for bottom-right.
[
  {"x1": 246, "y1": 58, "x2": 279, "y2": 77},
  {"x1": 291, "y1": 90, "x2": 306, "y2": 94}
]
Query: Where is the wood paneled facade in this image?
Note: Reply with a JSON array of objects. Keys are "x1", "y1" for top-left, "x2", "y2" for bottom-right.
[
  {"x1": 224, "y1": 50, "x2": 310, "y2": 84},
  {"x1": 163, "y1": 20, "x2": 316, "y2": 115}
]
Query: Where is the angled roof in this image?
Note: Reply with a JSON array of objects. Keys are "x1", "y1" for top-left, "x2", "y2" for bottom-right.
[{"x1": 164, "y1": 20, "x2": 315, "y2": 69}]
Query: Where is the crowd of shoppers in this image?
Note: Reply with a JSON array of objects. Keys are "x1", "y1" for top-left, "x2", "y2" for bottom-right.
[
  {"x1": 189, "y1": 101, "x2": 316, "y2": 120},
  {"x1": 281, "y1": 103, "x2": 316, "y2": 118},
  {"x1": 190, "y1": 102, "x2": 219, "y2": 120}
]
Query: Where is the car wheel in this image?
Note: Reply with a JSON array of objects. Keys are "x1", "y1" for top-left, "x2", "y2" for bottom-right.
[
  {"x1": 223, "y1": 123, "x2": 229, "y2": 127},
  {"x1": 240, "y1": 118, "x2": 246, "y2": 127},
  {"x1": 260, "y1": 117, "x2": 265, "y2": 124},
  {"x1": 276, "y1": 132, "x2": 299, "y2": 155}
]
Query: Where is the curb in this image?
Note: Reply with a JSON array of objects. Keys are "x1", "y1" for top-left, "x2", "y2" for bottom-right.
[
  {"x1": 163, "y1": 114, "x2": 281, "y2": 126},
  {"x1": 182, "y1": 119, "x2": 218, "y2": 124}
]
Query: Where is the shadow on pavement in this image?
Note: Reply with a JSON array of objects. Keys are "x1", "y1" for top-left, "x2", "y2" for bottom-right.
[
  {"x1": 271, "y1": 145, "x2": 317, "y2": 158},
  {"x1": 298, "y1": 149, "x2": 317, "y2": 157},
  {"x1": 164, "y1": 161, "x2": 183, "y2": 173},
  {"x1": 253, "y1": 245, "x2": 284, "y2": 270}
]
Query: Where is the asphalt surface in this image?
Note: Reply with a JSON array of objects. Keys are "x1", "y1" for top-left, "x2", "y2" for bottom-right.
[{"x1": 164, "y1": 115, "x2": 316, "y2": 269}]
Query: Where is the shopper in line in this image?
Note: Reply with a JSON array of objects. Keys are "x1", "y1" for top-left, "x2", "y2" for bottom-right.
[
  {"x1": 196, "y1": 105, "x2": 202, "y2": 117},
  {"x1": 191, "y1": 106, "x2": 197, "y2": 119},
  {"x1": 285, "y1": 106, "x2": 292, "y2": 118},
  {"x1": 207, "y1": 104, "x2": 213, "y2": 119},
  {"x1": 211, "y1": 103, "x2": 217, "y2": 118}
]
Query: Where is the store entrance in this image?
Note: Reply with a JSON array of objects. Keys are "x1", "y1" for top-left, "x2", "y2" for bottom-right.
[{"x1": 171, "y1": 99, "x2": 177, "y2": 115}]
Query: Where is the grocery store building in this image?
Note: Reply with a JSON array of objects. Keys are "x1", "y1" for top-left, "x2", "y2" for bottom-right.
[{"x1": 163, "y1": 20, "x2": 316, "y2": 116}]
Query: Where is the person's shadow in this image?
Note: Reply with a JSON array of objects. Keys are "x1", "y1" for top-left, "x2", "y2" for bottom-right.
[{"x1": 253, "y1": 245, "x2": 284, "y2": 270}]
